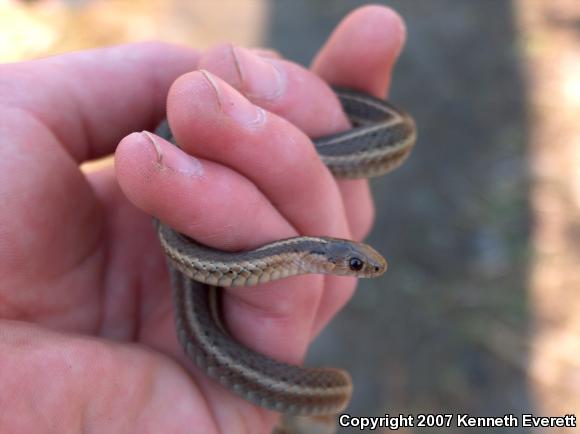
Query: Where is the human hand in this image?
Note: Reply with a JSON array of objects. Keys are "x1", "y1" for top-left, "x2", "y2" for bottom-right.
[{"x1": 0, "y1": 5, "x2": 405, "y2": 433}]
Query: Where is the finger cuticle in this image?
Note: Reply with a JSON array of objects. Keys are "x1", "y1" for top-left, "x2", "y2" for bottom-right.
[
  {"x1": 140, "y1": 131, "x2": 204, "y2": 177},
  {"x1": 200, "y1": 69, "x2": 266, "y2": 127},
  {"x1": 231, "y1": 46, "x2": 287, "y2": 101},
  {"x1": 141, "y1": 131, "x2": 164, "y2": 167}
]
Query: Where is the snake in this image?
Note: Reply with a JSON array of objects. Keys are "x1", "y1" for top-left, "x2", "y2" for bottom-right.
[{"x1": 154, "y1": 87, "x2": 416, "y2": 419}]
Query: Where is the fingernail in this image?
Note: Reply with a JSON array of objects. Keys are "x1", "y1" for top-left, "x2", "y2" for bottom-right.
[
  {"x1": 140, "y1": 131, "x2": 204, "y2": 177},
  {"x1": 250, "y1": 48, "x2": 282, "y2": 59},
  {"x1": 200, "y1": 69, "x2": 265, "y2": 127},
  {"x1": 231, "y1": 46, "x2": 286, "y2": 101}
]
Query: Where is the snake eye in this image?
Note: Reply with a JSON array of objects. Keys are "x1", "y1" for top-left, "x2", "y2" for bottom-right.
[{"x1": 349, "y1": 257, "x2": 364, "y2": 271}]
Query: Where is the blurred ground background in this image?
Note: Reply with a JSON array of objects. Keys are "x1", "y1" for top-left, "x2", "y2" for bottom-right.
[{"x1": 1, "y1": 0, "x2": 578, "y2": 432}]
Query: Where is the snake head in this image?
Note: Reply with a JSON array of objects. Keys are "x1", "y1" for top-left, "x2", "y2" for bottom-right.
[{"x1": 323, "y1": 240, "x2": 387, "y2": 278}]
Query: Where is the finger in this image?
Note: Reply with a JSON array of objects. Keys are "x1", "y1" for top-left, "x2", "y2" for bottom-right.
[
  {"x1": 312, "y1": 4, "x2": 407, "y2": 241},
  {"x1": 310, "y1": 5, "x2": 407, "y2": 334},
  {"x1": 167, "y1": 70, "x2": 350, "y2": 239},
  {"x1": 115, "y1": 126, "x2": 333, "y2": 429},
  {"x1": 199, "y1": 43, "x2": 349, "y2": 138},
  {"x1": 2, "y1": 42, "x2": 199, "y2": 162},
  {"x1": 116, "y1": 131, "x2": 291, "y2": 251},
  {"x1": 312, "y1": 5, "x2": 406, "y2": 98}
]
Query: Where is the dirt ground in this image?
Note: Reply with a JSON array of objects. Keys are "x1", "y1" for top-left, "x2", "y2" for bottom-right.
[{"x1": 1, "y1": 1, "x2": 579, "y2": 433}]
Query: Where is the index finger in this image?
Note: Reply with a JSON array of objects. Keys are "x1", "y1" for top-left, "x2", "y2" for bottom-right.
[{"x1": 1, "y1": 42, "x2": 199, "y2": 162}]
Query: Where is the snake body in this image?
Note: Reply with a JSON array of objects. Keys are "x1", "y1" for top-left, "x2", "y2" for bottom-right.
[{"x1": 155, "y1": 88, "x2": 416, "y2": 416}]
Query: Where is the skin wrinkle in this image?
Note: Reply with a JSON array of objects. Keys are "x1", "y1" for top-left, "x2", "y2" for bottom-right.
[
  {"x1": 78, "y1": 343, "x2": 124, "y2": 431},
  {"x1": 2, "y1": 64, "x2": 86, "y2": 163},
  {"x1": 42, "y1": 43, "x2": 199, "y2": 163},
  {"x1": 84, "y1": 340, "x2": 155, "y2": 430},
  {"x1": 0, "y1": 106, "x2": 63, "y2": 176},
  {"x1": 44, "y1": 57, "x2": 99, "y2": 162},
  {"x1": 40, "y1": 182, "x2": 106, "y2": 333},
  {"x1": 98, "y1": 174, "x2": 170, "y2": 343},
  {"x1": 84, "y1": 204, "x2": 109, "y2": 338},
  {"x1": 225, "y1": 278, "x2": 315, "y2": 325},
  {"x1": 236, "y1": 47, "x2": 287, "y2": 103},
  {"x1": 235, "y1": 406, "x2": 271, "y2": 434},
  {"x1": 129, "y1": 361, "x2": 157, "y2": 431},
  {"x1": 125, "y1": 273, "x2": 142, "y2": 342},
  {"x1": 0, "y1": 5, "x2": 407, "y2": 432},
  {"x1": 153, "y1": 371, "x2": 215, "y2": 433},
  {"x1": 72, "y1": 74, "x2": 100, "y2": 163},
  {"x1": 228, "y1": 44, "x2": 245, "y2": 90},
  {"x1": 55, "y1": 196, "x2": 105, "y2": 283},
  {"x1": 77, "y1": 43, "x2": 192, "y2": 161},
  {"x1": 139, "y1": 44, "x2": 187, "y2": 136},
  {"x1": 178, "y1": 354, "x2": 264, "y2": 434},
  {"x1": 34, "y1": 266, "x2": 103, "y2": 332},
  {"x1": 177, "y1": 373, "x2": 222, "y2": 434},
  {"x1": 91, "y1": 171, "x2": 149, "y2": 340},
  {"x1": 0, "y1": 111, "x2": 106, "y2": 306}
]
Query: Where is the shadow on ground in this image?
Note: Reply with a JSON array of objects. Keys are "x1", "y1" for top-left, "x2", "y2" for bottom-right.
[{"x1": 265, "y1": 1, "x2": 532, "y2": 432}]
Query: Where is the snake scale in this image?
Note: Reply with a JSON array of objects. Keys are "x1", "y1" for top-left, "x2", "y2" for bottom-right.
[{"x1": 154, "y1": 87, "x2": 416, "y2": 429}]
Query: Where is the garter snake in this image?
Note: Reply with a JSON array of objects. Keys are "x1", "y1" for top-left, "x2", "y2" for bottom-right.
[{"x1": 154, "y1": 87, "x2": 416, "y2": 418}]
